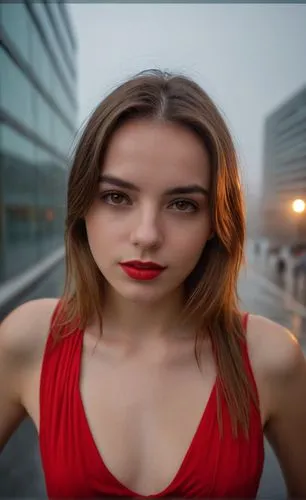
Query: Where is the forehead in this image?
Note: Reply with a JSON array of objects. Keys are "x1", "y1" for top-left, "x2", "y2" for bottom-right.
[{"x1": 102, "y1": 119, "x2": 210, "y2": 189}]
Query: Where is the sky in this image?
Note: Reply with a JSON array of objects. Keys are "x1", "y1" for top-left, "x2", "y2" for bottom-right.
[{"x1": 68, "y1": 4, "x2": 306, "y2": 198}]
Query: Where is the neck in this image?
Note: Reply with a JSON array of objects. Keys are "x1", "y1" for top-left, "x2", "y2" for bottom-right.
[{"x1": 100, "y1": 286, "x2": 192, "y2": 343}]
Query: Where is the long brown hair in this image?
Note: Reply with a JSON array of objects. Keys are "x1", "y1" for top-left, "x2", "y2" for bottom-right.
[{"x1": 56, "y1": 69, "x2": 256, "y2": 436}]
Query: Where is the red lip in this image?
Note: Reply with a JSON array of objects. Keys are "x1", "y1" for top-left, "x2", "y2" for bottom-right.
[
  {"x1": 119, "y1": 261, "x2": 166, "y2": 281},
  {"x1": 120, "y1": 260, "x2": 166, "y2": 270}
]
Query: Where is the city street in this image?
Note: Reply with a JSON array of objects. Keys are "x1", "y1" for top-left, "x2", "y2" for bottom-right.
[
  {"x1": 1, "y1": 1, "x2": 305, "y2": 498},
  {"x1": 0, "y1": 259, "x2": 305, "y2": 499},
  {"x1": 239, "y1": 265, "x2": 306, "y2": 343}
]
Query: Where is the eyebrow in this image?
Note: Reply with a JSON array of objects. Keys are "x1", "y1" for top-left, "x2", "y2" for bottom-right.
[{"x1": 98, "y1": 174, "x2": 209, "y2": 197}]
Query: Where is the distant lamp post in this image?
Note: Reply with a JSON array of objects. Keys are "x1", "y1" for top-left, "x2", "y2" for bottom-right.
[
  {"x1": 292, "y1": 199, "x2": 305, "y2": 214},
  {"x1": 291, "y1": 198, "x2": 305, "y2": 244}
]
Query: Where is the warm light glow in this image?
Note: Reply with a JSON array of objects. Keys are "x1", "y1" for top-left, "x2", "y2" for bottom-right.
[{"x1": 292, "y1": 199, "x2": 305, "y2": 213}]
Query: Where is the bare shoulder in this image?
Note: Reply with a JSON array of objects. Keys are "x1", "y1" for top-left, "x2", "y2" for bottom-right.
[
  {"x1": 245, "y1": 314, "x2": 306, "y2": 496},
  {"x1": 0, "y1": 298, "x2": 59, "y2": 366},
  {"x1": 245, "y1": 313, "x2": 304, "y2": 379},
  {"x1": 245, "y1": 313, "x2": 306, "y2": 428},
  {"x1": 0, "y1": 298, "x2": 60, "y2": 448}
]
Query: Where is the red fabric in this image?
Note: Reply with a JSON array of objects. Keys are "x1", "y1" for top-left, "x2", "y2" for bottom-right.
[{"x1": 39, "y1": 307, "x2": 264, "y2": 498}]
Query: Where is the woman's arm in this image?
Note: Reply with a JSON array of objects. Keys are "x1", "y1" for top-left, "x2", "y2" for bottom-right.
[
  {"x1": 261, "y1": 320, "x2": 306, "y2": 498},
  {"x1": 0, "y1": 299, "x2": 57, "y2": 451},
  {"x1": 0, "y1": 307, "x2": 28, "y2": 451}
]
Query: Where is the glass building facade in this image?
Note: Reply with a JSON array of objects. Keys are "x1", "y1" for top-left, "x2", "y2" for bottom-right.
[
  {"x1": 0, "y1": 1, "x2": 77, "y2": 284},
  {"x1": 261, "y1": 86, "x2": 306, "y2": 244}
]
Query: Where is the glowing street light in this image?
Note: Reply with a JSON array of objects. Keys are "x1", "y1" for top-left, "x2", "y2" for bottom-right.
[{"x1": 292, "y1": 199, "x2": 305, "y2": 214}]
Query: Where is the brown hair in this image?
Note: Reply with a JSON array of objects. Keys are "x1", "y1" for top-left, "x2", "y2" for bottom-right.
[{"x1": 57, "y1": 69, "x2": 256, "y2": 436}]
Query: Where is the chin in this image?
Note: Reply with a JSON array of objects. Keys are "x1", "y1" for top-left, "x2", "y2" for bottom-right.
[
  {"x1": 120, "y1": 286, "x2": 167, "y2": 304},
  {"x1": 109, "y1": 279, "x2": 174, "y2": 304}
]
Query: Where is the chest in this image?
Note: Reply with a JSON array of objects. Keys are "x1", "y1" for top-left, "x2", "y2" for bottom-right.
[
  {"x1": 37, "y1": 333, "x2": 264, "y2": 498},
  {"x1": 79, "y1": 340, "x2": 217, "y2": 495}
]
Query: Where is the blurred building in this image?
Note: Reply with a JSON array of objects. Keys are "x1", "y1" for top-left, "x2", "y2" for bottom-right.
[
  {"x1": 246, "y1": 191, "x2": 260, "y2": 240},
  {"x1": 261, "y1": 86, "x2": 306, "y2": 246},
  {"x1": 0, "y1": 2, "x2": 77, "y2": 303}
]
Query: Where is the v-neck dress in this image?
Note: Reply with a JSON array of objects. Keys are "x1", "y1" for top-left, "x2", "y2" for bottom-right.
[{"x1": 39, "y1": 306, "x2": 264, "y2": 498}]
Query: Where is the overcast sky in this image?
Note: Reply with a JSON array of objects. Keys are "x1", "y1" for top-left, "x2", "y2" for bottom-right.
[{"x1": 68, "y1": 4, "x2": 306, "y2": 196}]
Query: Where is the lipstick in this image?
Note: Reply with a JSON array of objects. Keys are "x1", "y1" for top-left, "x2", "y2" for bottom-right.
[{"x1": 119, "y1": 261, "x2": 166, "y2": 281}]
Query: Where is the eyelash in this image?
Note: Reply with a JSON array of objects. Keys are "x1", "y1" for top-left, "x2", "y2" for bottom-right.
[{"x1": 99, "y1": 190, "x2": 199, "y2": 213}]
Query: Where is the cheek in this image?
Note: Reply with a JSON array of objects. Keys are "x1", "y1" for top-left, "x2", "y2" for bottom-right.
[
  {"x1": 84, "y1": 211, "x2": 107, "y2": 255},
  {"x1": 170, "y1": 224, "x2": 210, "y2": 264},
  {"x1": 86, "y1": 205, "x2": 127, "y2": 237},
  {"x1": 85, "y1": 213, "x2": 98, "y2": 242},
  {"x1": 85, "y1": 210, "x2": 125, "y2": 265},
  {"x1": 86, "y1": 207, "x2": 115, "y2": 238}
]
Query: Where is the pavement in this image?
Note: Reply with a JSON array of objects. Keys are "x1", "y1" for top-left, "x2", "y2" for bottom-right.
[
  {"x1": 0, "y1": 256, "x2": 306, "y2": 499},
  {"x1": 239, "y1": 266, "x2": 306, "y2": 343}
]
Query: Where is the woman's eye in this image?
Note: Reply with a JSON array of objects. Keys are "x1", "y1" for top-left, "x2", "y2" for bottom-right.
[
  {"x1": 170, "y1": 200, "x2": 198, "y2": 212},
  {"x1": 100, "y1": 191, "x2": 129, "y2": 205},
  {"x1": 99, "y1": 193, "x2": 197, "y2": 212}
]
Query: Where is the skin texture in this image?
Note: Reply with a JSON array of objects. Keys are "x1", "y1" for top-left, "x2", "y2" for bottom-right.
[
  {"x1": 85, "y1": 119, "x2": 212, "y2": 339},
  {"x1": 0, "y1": 119, "x2": 305, "y2": 497}
]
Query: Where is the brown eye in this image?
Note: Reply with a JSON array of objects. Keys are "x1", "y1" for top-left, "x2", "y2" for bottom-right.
[
  {"x1": 100, "y1": 191, "x2": 130, "y2": 205},
  {"x1": 170, "y1": 199, "x2": 198, "y2": 212}
]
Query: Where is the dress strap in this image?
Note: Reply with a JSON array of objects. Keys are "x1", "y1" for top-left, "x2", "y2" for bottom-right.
[{"x1": 242, "y1": 311, "x2": 249, "y2": 332}]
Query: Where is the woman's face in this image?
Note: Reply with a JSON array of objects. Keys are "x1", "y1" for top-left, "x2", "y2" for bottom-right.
[{"x1": 85, "y1": 118, "x2": 212, "y2": 304}]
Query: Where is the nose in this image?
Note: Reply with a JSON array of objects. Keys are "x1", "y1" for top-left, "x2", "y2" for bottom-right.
[{"x1": 130, "y1": 205, "x2": 164, "y2": 250}]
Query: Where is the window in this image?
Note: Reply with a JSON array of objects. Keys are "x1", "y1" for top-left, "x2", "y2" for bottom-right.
[
  {"x1": 0, "y1": 126, "x2": 37, "y2": 282},
  {"x1": 30, "y1": 23, "x2": 53, "y2": 96},
  {"x1": 46, "y1": 1, "x2": 76, "y2": 77},
  {"x1": 35, "y1": 148, "x2": 66, "y2": 258},
  {"x1": 1, "y1": 3, "x2": 31, "y2": 66},
  {"x1": 0, "y1": 125, "x2": 35, "y2": 164},
  {"x1": 30, "y1": 2, "x2": 75, "y2": 101},
  {"x1": 33, "y1": 89, "x2": 54, "y2": 146},
  {"x1": 53, "y1": 114, "x2": 73, "y2": 157},
  {"x1": 0, "y1": 49, "x2": 36, "y2": 132},
  {"x1": 53, "y1": 71, "x2": 73, "y2": 123},
  {"x1": 0, "y1": 126, "x2": 66, "y2": 283}
]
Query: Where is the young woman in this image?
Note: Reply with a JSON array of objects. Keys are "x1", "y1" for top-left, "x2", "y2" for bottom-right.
[{"x1": 1, "y1": 70, "x2": 306, "y2": 499}]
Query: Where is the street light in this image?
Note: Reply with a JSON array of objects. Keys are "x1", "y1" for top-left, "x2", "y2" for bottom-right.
[
  {"x1": 292, "y1": 198, "x2": 305, "y2": 214},
  {"x1": 291, "y1": 198, "x2": 305, "y2": 245}
]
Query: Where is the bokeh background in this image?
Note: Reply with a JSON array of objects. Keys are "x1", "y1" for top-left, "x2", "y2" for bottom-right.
[{"x1": 0, "y1": 2, "x2": 305, "y2": 498}]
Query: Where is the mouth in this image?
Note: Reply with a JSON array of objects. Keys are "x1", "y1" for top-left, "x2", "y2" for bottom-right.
[
  {"x1": 120, "y1": 260, "x2": 166, "y2": 270},
  {"x1": 119, "y1": 261, "x2": 167, "y2": 281}
]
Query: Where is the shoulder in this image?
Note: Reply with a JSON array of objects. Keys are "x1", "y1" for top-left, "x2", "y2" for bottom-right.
[
  {"x1": 245, "y1": 314, "x2": 306, "y2": 495},
  {"x1": 245, "y1": 313, "x2": 304, "y2": 378},
  {"x1": 0, "y1": 299, "x2": 59, "y2": 445},
  {"x1": 245, "y1": 313, "x2": 306, "y2": 423},
  {"x1": 0, "y1": 298, "x2": 60, "y2": 369}
]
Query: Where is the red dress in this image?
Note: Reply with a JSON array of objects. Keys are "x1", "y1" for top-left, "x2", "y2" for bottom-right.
[{"x1": 39, "y1": 308, "x2": 264, "y2": 498}]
